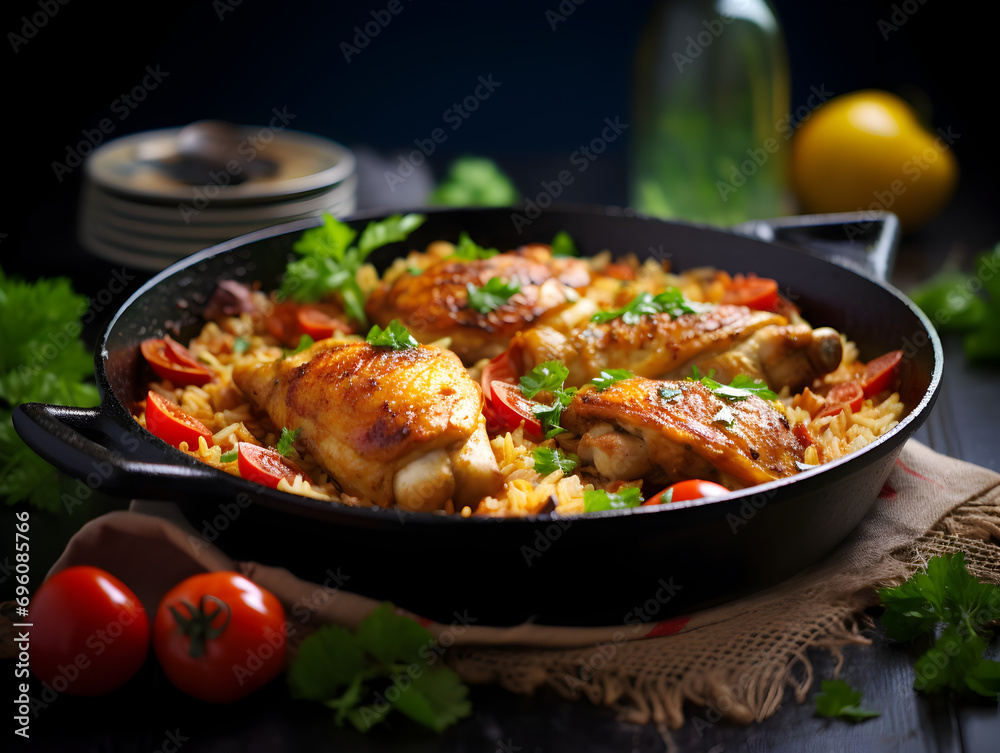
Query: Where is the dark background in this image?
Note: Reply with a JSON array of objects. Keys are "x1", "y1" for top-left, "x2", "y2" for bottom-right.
[{"x1": 2, "y1": 0, "x2": 998, "y2": 285}]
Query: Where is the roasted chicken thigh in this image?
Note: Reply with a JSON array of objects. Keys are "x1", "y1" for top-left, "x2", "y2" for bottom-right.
[
  {"x1": 561, "y1": 377, "x2": 805, "y2": 491},
  {"x1": 232, "y1": 339, "x2": 502, "y2": 511}
]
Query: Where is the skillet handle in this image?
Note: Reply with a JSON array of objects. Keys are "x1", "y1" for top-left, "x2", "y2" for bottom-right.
[
  {"x1": 12, "y1": 402, "x2": 221, "y2": 500},
  {"x1": 731, "y1": 210, "x2": 901, "y2": 281}
]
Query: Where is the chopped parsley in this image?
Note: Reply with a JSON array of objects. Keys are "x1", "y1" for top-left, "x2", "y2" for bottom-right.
[
  {"x1": 276, "y1": 427, "x2": 302, "y2": 457},
  {"x1": 287, "y1": 601, "x2": 472, "y2": 733},
  {"x1": 690, "y1": 368, "x2": 779, "y2": 402},
  {"x1": 658, "y1": 386, "x2": 682, "y2": 403},
  {"x1": 288, "y1": 334, "x2": 315, "y2": 356},
  {"x1": 532, "y1": 446, "x2": 578, "y2": 476},
  {"x1": 590, "y1": 369, "x2": 634, "y2": 391},
  {"x1": 583, "y1": 486, "x2": 643, "y2": 512},
  {"x1": 366, "y1": 320, "x2": 419, "y2": 350},
  {"x1": 279, "y1": 212, "x2": 425, "y2": 326},
  {"x1": 219, "y1": 449, "x2": 238, "y2": 463},
  {"x1": 466, "y1": 277, "x2": 521, "y2": 314},
  {"x1": 591, "y1": 288, "x2": 711, "y2": 325},
  {"x1": 233, "y1": 336, "x2": 250, "y2": 354},
  {"x1": 519, "y1": 361, "x2": 577, "y2": 438}
]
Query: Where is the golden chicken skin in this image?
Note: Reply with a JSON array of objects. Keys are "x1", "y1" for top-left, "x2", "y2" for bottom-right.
[
  {"x1": 364, "y1": 244, "x2": 591, "y2": 365},
  {"x1": 561, "y1": 377, "x2": 805, "y2": 491},
  {"x1": 232, "y1": 338, "x2": 502, "y2": 511},
  {"x1": 511, "y1": 305, "x2": 843, "y2": 394}
]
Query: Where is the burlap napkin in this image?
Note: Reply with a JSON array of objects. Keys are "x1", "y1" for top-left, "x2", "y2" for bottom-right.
[{"x1": 8, "y1": 440, "x2": 1000, "y2": 730}]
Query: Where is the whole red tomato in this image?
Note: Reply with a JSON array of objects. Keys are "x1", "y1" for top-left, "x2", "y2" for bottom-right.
[
  {"x1": 29, "y1": 565, "x2": 150, "y2": 696},
  {"x1": 153, "y1": 572, "x2": 287, "y2": 703}
]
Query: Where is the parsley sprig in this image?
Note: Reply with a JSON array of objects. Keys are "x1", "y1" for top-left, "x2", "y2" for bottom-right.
[
  {"x1": 583, "y1": 486, "x2": 643, "y2": 512},
  {"x1": 532, "y1": 446, "x2": 578, "y2": 476},
  {"x1": 287, "y1": 602, "x2": 472, "y2": 733},
  {"x1": 689, "y1": 367, "x2": 779, "y2": 402},
  {"x1": 279, "y1": 212, "x2": 425, "y2": 327},
  {"x1": 591, "y1": 288, "x2": 711, "y2": 325},
  {"x1": 0, "y1": 266, "x2": 99, "y2": 510},
  {"x1": 366, "y1": 320, "x2": 419, "y2": 350},
  {"x1": 466, "y1": 277, "x2": 521, "y2": 313},
  {"x1": 519, "y1": 361, "x2": 577, "y2": 439},
  {"x1": 449, "y1": 231, "x2": 498, "y2": 261},
  {"x1": 878, "y1": 552, "x2": 1000, "y2": 699}
]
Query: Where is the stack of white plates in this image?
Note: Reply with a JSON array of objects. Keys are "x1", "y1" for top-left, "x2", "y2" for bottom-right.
[{"x1": 78, "y1": 123, "x2": 357, "y2": 271}]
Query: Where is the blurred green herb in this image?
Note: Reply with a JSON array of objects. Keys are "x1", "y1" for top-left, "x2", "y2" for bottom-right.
[
  {"x1": 909, "y1": 243, "x2": 1000, "y2": 364},
  {"x1": 219, "y1": 449, "x2": 238, "y2": 463},
  {"x1": 466, "y1": 277, "x2": 520, "y2": 313},
  {"x1": 450, "y1": 231, "x2": 499, "y2": 261},
  {"x1": 287, "y1": 601, "x2": 472, "y2": 733},
  {"x1": 878, "y1": 552, "x2": 1000, "y2": 699},
  {"x1": 0, "y1": 266, "x2": 99, "y2": 511},
  {"x1": 551, "y1": 230, "x2": 578, "y2": 257},
  {"x1": 814, "y1": 679, "x2": 880, "y2": 721},
  {"x1": 279, "y1": 212, "x2": 425, "y2": 326},
  {"x1": 583, "y1": 486, "x2": 643, "y2": 512},
  {"x1": 428, "y1": 156, "x2": 519, "y2": 207}
]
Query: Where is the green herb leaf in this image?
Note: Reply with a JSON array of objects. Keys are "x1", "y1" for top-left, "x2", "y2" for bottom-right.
[
  {"x1": 814, "y1": 679, "x2": 880, "y2": 721},
  {"x1": 591, "y1": 289, "x2": 711, "y2": 325},
  {"x1": 551, "y1": 230, "x2": 578, "y2": 257},
  {"x1": 427, "y1": 156, "x2": 519, "y2": 208},
  {"x1": 590, "y1": 369, "x2": 634, "y2": 391},
  {"x1": 287, "y1": 602, "x2": 472, "y2": 734},
  {"x1": 233, "y1": 336, "x2": 250, "y2": 354},
  {"x1": 519, "y1": 361, "x2": 577, "y2": 438},
  {"x1": 692, "y1": 371, "x2": 779, "y2": 402},
  {"x1": 583, "y1": 486, "x2": 643, "y2": 513},
  {"x1": 279, "y1": 213, "x2": 424, "y2": 326},
  {"x1": 450, "y1": 231, "x2": 499, "y2": 261},
  {"x1": 287, "y1": 334, "x2": 315, "y2": 356},
  {"x1": 519, "y1": 361, "x2": 571, "y2": 399},
  {"x1": 0, "y1": 266, "x2": 100, "y2": 510},
  {"x1": 466, "y1": 277, "x2": 521, "y2": 314},
  {"x1": 276, "y1": 427, "x2": 302, "y2": 457},
  {"x1": 366, "y1": 320, "x2": 419, "y2": 350},
  {"x1": 532, "y1": 447, "x2": 579, "y2": 476},
  {"x1": 878, "y1": 552, "x2": 1000, "y2": 699},
  {"x1": 219, "y1": 449, "x2": 238, "y2": 463}
]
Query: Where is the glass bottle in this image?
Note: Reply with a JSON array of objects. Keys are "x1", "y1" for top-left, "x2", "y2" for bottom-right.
[{"x1": 629, "y1": 0, "x2": 792, "y2": 226}]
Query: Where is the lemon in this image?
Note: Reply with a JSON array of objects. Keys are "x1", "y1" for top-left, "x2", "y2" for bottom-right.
[{"x1": 791, "y1": 90, "x2": 958, "y2": 232}]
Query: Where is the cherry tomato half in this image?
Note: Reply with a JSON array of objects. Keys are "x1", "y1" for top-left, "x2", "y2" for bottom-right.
[
  {"x1": 237, "y1": 442, "x2": 311, "y2": 489},
  {"x1": 480, "y1": 349, "x2": 521, "y2": 401},
  {"x1": 30, "y1": 565, "x2": 150, "y2": 696},
  {"x1": 642, "y1": 479, "x2": 731, "y2": 506},
  {"x1": 486, "y1": 380, "x2": 544, "y2": 440},
  {"x1": 721, "y1": 275, "x2": 780, "y2": 311},
  {"x1": 145, "y1": 390, "x2": 213, "y2": 450},
  {"x1": 141, "y1": 336, "x2": 214, "y2": 386},
  {"x1": 265, "y1": 301, "x2": 303, "y2": 347},
  {"x1": 153, "y1": 572, "x2": 287, "y2": 703},
  {"x1": 860, "y1": 349, "x2": 903, "y2": 398},
  {"x1": 816, "y1": 381, "x2": 865, "y2": 419},
  {"x1": 296, "y1": 303, "x2": 351, "y2": 341}
]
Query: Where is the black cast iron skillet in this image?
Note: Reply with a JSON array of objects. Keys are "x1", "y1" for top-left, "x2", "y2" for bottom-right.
[{"x1": 14, "y1": 206, "x2": 941, "y2": 627}]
